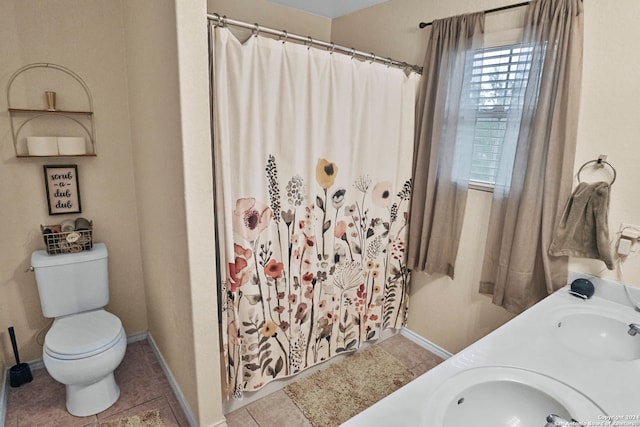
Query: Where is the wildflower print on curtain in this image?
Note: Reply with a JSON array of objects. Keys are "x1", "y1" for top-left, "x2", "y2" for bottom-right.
[
  {"x1": 223, "y1": 156, "x2": 412, "y2": 396},
  {"x1": 210, "y1": 26, "x2": 419, "y2": 398}
]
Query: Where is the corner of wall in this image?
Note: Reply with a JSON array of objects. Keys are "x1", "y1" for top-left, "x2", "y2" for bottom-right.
[{"x1": 174, "y1": 0, "x2": 226, "y2": 425}]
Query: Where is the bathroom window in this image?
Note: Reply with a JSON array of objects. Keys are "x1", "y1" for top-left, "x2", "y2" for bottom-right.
[{"x1": 459, "y1": 43, "x2": 533, "y2": 190}]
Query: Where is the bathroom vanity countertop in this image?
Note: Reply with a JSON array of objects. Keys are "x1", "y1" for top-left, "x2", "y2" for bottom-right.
[{"x1": 343, "y1": 280, "x2": 640, "y2": 426}]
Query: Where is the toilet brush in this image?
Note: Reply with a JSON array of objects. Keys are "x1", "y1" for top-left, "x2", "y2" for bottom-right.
[{"x1": 8, "y1": 326, "x2": 33, "y2": 387}]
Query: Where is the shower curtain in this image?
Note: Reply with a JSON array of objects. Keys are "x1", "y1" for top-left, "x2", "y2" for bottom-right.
[{"x1": 210, "y1": 26, "x2": 419, "y2": 397}]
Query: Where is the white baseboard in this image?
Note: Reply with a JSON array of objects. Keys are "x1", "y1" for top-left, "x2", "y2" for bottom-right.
[
  {"x1": 146, "y1": 333, "x2": 198, "y2": 427},
  {"x1": 1, "y1": 328, "x2": 444, "y2": 427},
  {"x1": 0, "y1": 330, "x2": 200, "y2": 427},
  {"x1": 127, "y1": 330, "x2": 149, "y2": 344},
  {"x1": 399, "y1": 327, "x2": 454, "y2": 360},
  {"x1": 0, "y1": 366, "x2": 7, "y2": 427},
  {"x1": 1, "y1": 347, "x2": 41, "y2": 427}
]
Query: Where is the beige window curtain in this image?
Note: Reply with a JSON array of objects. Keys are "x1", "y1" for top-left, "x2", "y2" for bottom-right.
[
  {"x1": 407, "y1": 13, "x2": 484, "y2": 278},
  {"x1": 480, "y1": 0, "x2": 584, "y2": 313}
]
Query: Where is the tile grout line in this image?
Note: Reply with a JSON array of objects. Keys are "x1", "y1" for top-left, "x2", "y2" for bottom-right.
[
  {"x1": 281, "y1": 388, "x2": 313, "y2": 426},
  {"x1": 4, "y1": 331, "x2": 442, "y2": 427},
  {"x1": 228, "y1": 335, "x2": 439, "y2": 427},
  {"x1": 95, "y1": 395, "x2": 168, "y2": 424},
  {"x1": 146, "y1": 333, "x2": 198, "y2": 427},
  {"x1": 1, "y1": 331, "x2": 182, "y2": 427}
]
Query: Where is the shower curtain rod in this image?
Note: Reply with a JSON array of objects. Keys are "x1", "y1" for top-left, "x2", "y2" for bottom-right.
[
  {"x1": 208, "y1": 13, "x2": 423, "y2": 74},
  {"x1": 418, "y1": 1, "x2": 530, "y2": 28}
]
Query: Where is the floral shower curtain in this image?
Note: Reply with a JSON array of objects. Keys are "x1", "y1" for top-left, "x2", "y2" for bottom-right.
[{"x1": 210, "y1": 26, "x2": 419, "y2": 397}]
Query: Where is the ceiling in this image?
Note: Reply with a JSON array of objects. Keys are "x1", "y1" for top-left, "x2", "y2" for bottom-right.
[{"x1": 265, "y1": 0, "x2": 390, "y2": 18}]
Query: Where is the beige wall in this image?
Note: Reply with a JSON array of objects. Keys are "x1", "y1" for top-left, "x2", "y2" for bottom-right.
[
  {"x1": 0, "y1": 0, "x2": 147, "y2": 365},
  {"x1": 122, "y1": 0, "x2": 193, "y2": 422},
  {"x1": 333, "y1": 0, "x2": 640, "y2": 353},
  {"x1": 407, "y1": 193, "x2": 517, "y2": 353},
  {"x1": 208, "y1": 0, "x2": 332, "y2": 40},
  {"x1": 569, "y1": 1, "x2": 640, "y2": 285},
  {"x1": 124, "y1": 0, "x2": 225, "y2": 425},
  {"x1": 0, "y1": 1, "x2": 225, "y2": 425}
]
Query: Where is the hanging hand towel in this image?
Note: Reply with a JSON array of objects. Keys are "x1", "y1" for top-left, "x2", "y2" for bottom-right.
[{"x1": 549, "y1": 181, "x2": 614, "y2": 269}]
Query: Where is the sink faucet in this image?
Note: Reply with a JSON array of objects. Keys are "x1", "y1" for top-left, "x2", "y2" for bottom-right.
[
  {"x1": 546, "y1": 414, "x2": 584, "y2": 427},
  {"x1": 629, "y1": 323, "x2": 640, "y2": 336}
]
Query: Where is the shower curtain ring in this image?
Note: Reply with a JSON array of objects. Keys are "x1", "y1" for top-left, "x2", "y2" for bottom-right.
[
  {"x1": 329, "y1": 43, "x2": 336, "y2": 54},
  {"x1": 212, "y1": 13, "x2": 221, "y2": 27},
  {"x1": 350, "y1": 48, "x2": 356, "y2": 59},
  {"x1": 369, "y1": 53, "x2": 376, "y2": 64},
  {"x1": 280, "y1": 30, "x2": 288, "y2": 44},
  {"x1": 222, "y1": 15, "x2": 228, "y2": 27},
  {"x1": 306, "y1": 36, "x2": 313, "y2": 49},
  {"x1": 252, "y1": 23, "x2": 260, "y2": 37},
  {"x1": 386, "y1": 57, "x2": 393, "y2": 67}
]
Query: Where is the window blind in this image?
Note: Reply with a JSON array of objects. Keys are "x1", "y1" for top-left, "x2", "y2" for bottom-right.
[{"x1": 467, "y1": 45, "x2": 532, "y2": 185}]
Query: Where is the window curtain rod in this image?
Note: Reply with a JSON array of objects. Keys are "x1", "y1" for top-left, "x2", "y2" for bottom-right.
[
  {"x1": 418, "y1": 1, "x2": 530, "y2": 28},
  {"x1": 208, "y1": 13, "x2": 423, "y2": 74}
]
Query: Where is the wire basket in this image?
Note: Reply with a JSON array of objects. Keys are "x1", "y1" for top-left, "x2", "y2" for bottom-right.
[{"x1": 41, "y1": 223, "x2": 93, "y2": 255}]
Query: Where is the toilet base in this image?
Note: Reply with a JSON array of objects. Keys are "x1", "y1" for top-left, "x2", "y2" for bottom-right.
[{"x1": 66, "y1": 372, "x2": 120, "y2": 417}]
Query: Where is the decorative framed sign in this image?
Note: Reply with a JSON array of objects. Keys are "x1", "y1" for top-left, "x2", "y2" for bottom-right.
[{"x1": 43, "y1": 164, "x2": 82, "y2": 215}]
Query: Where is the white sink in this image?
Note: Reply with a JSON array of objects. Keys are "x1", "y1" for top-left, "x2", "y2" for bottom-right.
[
  {"x1": 552, "y1": 307, "x2": 640, "y2": 361},
  {"x1": 423, "y1": 367, "x2": 604, "y2": 427},
  {"x1": 343, "y1": 287, "x2": 640, "y2": 427}
]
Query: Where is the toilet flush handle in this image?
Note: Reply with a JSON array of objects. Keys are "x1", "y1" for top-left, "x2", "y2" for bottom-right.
[{"x1": 25, "y1": 266, "x2": 34, "y2": 273}]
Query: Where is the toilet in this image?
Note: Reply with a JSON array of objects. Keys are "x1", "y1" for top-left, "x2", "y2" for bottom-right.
[{"x1": 31, "y1": 243, "x2": 126, "y2": 417}]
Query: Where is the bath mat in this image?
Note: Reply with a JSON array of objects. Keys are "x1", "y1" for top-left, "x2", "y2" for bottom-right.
[
  {"x1": 100, "y1": 409, "x2": 165, "y2": 427},
  {"x1": 284, "y1": 346, "x2": 414, "y2": 427}
]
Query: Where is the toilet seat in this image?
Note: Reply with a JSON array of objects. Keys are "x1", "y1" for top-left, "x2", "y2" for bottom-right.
[{"x1": 45, "y1": 310, "x2": 123, "y2": 360}]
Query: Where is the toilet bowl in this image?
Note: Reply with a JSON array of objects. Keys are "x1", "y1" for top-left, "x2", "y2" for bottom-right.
[
  {"x1": 32, "y1": 243, "x2": 127, "y2": 416},
  {"x1": 43, "y1": 309, "x2": 127, "y2": 417}
]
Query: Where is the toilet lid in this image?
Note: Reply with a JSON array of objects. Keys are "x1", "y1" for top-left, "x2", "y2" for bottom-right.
[{"x1": 45, "y1": 310, "x2": 123, "y2": 360}]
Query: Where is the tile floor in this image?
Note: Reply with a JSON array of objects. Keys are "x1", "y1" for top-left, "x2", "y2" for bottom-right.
[
  {"x1": 4, "y1": 334, "x2": 443, "y2": 427},
  {"x1": 4, "y1": 339, "x2": 190, "y2": 427},
  {"x1": 224, "y1": 334, "x2": 444, "y2": 427}
]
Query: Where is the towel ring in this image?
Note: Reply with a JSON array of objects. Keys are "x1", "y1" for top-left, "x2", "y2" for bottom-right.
[{"x1": 577, "y1": 158, "x2": 616, "y2": 185}]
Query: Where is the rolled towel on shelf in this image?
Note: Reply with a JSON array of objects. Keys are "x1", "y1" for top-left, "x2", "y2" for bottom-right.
[
  {"x1": 57, "y1": 137, "x2": 86, "y2": 155},
  {"x1": 74, "y1": 217, "x2": 91, "y2": 230},
  {"x1": 68, "y1": 243, "x2": 83, "y2": 253},
  {"x1": 60, "y1": 219, "x2": 76, "y2": 233},
  {"x1": 26, "y1": 136, "x2": 58, "y2": 156},
  {"x1": 65, "y1": 231, "x2": 81, "y2": 243}
]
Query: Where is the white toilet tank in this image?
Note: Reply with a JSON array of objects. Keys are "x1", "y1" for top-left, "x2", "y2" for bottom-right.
[{"x1": 31, "y1": 243, "x2": 109, "y2": 318}]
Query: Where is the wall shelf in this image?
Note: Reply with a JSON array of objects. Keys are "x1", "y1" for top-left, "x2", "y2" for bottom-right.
[
  {"x1": 6, "y1": 63, "x2": 97, "y2": 157},
  {"x1": 15, "y1": 154, "x2": 96, "y2": 158},
  {"x1": 9, "y1": 108, "x2": 93, "y2": 115}
]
